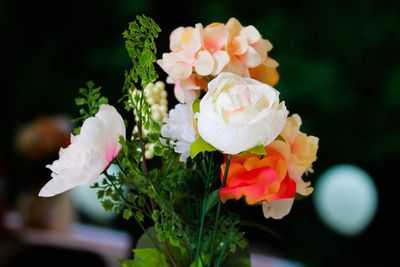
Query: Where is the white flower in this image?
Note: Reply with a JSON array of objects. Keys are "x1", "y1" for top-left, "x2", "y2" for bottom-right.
[
  {"x1": 39, "y1": 105, "x2": 126, "y2": 197},
  {"x1": 161, "y1": 103, "x2": 196, "y2": 162},
  {"x1": 197, "y1": 72, "x2": 288, "y2": 154}
]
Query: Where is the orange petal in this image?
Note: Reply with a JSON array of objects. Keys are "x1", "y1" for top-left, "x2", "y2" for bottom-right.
[
  {"x1": 267, "y1": 175, "x2": 296, "y2": 201},
  {"x1": 249, "y1": 63, "x2": 279, "y2": 86},
  {"x1": 219, "y1": 167, "x2": 281, "y2": 205},
  {"x1": 226, "y1": 17, "x2": 242, "y2": 38}
]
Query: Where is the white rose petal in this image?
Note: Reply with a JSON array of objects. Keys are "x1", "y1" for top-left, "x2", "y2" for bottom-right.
[
  {"x1": 161, "y1": 103, "x2": 196, "y2": 162},
  {"x1": 197, "y1": 72, "x2": 288, "y2": 154},
  {"x1": 39, "y1": 105, "x2": 126, "y2": 197}
]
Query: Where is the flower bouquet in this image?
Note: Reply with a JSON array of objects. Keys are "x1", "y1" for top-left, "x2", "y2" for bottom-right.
[{"x1": 39, "y1": 15, "x2": 319, "y2": 267}]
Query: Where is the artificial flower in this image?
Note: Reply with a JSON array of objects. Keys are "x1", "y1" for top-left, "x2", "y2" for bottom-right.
[
  {"x1": 39, "y1": 105, "x2": 126, "y2": 197},
  {"x1": 224, "y1": 17, "x2": 279, "y2": 86},
  {"x1": 197, "y1": 72, "x2": 288, "y2": 154},
  {"x1": 169, "y1": 75, "x2": 201, "y2": 103},
  {"x1": 157, "y1": 24, "x2": 203, "y2": 82},
  {"x1": 267, "y1": 114, "x2": 319, "y2": 195},
  {"x1": 219, "y1": 156, "x2": 296, "y2": 205},
  {"x1": 219, "y1": 154, "x2": 296, "y2": 218},
  {"x1": 161, "y1": 103, "x2": 196, "y2": 162}
]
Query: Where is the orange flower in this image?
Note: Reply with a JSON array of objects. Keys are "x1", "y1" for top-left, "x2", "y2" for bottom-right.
[
  {"x1": 219, "y1": 153, "x2": 296, "y2": 205},
  {"x1": 267, "y1": 114, "x2": 319, "y2": 196}
]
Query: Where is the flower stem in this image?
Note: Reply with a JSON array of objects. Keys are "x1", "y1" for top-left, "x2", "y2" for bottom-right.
[
  {"x1": 164, "y1": 241, "x2": 179, "y2": 267},
  {"x1": 208, "y1": 155, "x2": 231, "y2": 266},
  {"x1": 136, "y1": 120, "x2": 149, "y2": 176},
  {"x1": 194, "y1": 154, "x2": 214, "y2": 267}
]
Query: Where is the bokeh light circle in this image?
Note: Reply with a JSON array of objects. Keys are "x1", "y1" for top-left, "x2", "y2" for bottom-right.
[{"x1": 314, "y1": 164, "x2": 378, "y2": 236}]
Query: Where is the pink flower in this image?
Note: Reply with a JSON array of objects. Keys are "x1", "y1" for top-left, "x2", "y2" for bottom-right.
[
  {"x1": 158, "y1": 23, "x2": 231, "y2": 103},
  {"x1": 224, "y1": 18, "x2": 279, "y2": 86},
  {"x1": 39, "y1": 105, "x2": 126, "y2": 197},
  {"x1": 158, "y1": 24, "x2": 203, "y2": 82}
]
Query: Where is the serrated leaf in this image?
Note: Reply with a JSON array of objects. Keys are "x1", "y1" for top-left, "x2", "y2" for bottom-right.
[
  {"x1": 101, "y1": 199, "x2": 113, "y2": 211},
  {"x1": 97, "y1": 190, "x2": 105, "y2": 199},
  {"x1": 123, "y1": 209, "x2": 133, "y2": 220},
  {"x1": 190, "y1": 137, "x2": 217, "y2": 159},
  {"x1": 247, "y1": 145, "x2": 267, "y2": 155}
]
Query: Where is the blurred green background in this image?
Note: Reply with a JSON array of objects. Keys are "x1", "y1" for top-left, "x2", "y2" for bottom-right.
[{"x1": 1, "y1": 0, "x2": 399, "y2": 266}]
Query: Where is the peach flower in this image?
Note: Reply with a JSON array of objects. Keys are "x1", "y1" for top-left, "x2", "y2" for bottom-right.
[
  {"x1": 268, "y1": 114, "x2": 319, "y2": 196},
  {"x1": 224, "y1": 18, "x2": 279, "y2": 86},
  {"x1": 158, "y1": 23, "x2": 230, "y2": 103}
]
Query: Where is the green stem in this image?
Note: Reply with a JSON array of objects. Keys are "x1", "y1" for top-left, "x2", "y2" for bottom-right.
[
  {"x1": 194, "y1": 155, "x2": 214, "y2": 267},
  {"x1": 208, "y1": 155, "x2": 231, "y2": 265},
  {"x1": 164, "y1": 241, "x2": 179, "y2": 267}
]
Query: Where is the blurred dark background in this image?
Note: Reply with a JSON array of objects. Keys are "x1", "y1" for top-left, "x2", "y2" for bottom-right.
[{"x1": 1, "y1": 0, "x2": 399, "y2": 266}]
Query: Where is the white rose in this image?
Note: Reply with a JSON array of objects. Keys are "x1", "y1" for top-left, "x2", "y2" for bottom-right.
[
  {"x1": 39, "y1": 104, "x2": 126, "y2": 197},
  {"x1": 197, "y1": 72, "x2": 288, "y2": 154}
]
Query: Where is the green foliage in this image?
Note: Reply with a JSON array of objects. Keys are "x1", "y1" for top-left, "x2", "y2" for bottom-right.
[
  {"x1": 122, "y1": 248, "x2": 170, "y2": 267},
  {"x1": 247, "y1": 145, "x2": 267, "y2": 155},
  {"x1": 81, "y1": 16, "x2": 250, "y2": 267},
  {"x1": 190, "y1": 137, "x2": 217, "y2": 158},
  {"x1": 123, "y1": 15, "x2": 161, "y2": 88},
  {"x1": 73, "y1": 81, "x2": 108, "y2": 134}
]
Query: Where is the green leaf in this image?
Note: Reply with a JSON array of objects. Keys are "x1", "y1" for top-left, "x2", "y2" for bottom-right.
[
  {"x1": 275, "y1": 135, "x2": 286, "y2": 142},
  {"x1": 205, "y1": 189, "x2": 219, "y2": 215},
  {"x1": 190, "y1": 137, "x2": 217, "y2": 159},
  {"x1": 75, "y1": 97, "x2": 86, "y2": 105},
  {"x1": 101, "y1": 199, "x2": 113, "y2": 211},
  {"x1": 192, "y1": 99, "x2": 200, "y2": 113},
  {"x1": 247, "y1": 145, "x2": 267, "y2": 155},
  {"x1": 122, "y1": 248, "x2": 170, "y2": 267},
  {"x1": 123, "y1": 209, "x2": 133, "y2": 220}
]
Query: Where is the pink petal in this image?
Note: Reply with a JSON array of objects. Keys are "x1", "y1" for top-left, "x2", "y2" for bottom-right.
[
  {"x1": 251, "y1": 39, "x2": 271, "y2": 62},
  {"x1": 194, "y1": 50, "x2": 214, "y2": 76},
  {"x1": 223, "y1": 56, "x2": 250, "y2": 77},
  {"x1": 170, "y1": 27, "x2": 185, "y2": 52},
  {"x1": 212, "y1": 50, "x2": 230, "y2": 75},
  {"x1": 180, "y1": 75, "x2": 201, "y2": 90},
  {"x1": 240, "y1": 25, "x2": 261, "y2": 44},
  {"x1": 239, "y1": 46, "x2": 262, "y2": 68},
  {"x1": 230, "y1": 36, "x2": 248, "y2": 55},
  {"x1": 174, "y1": 80, "x2": 200, "y2": 103},
  {"x1": 171, "y1": 62, "x2": 192, "y2": 80},
  {"x1": 204, "y1": 23, "x2": 229, "y2": 52},
  {"x1": 181, "y1": 25, "x2": 202, "y2": 57}
]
